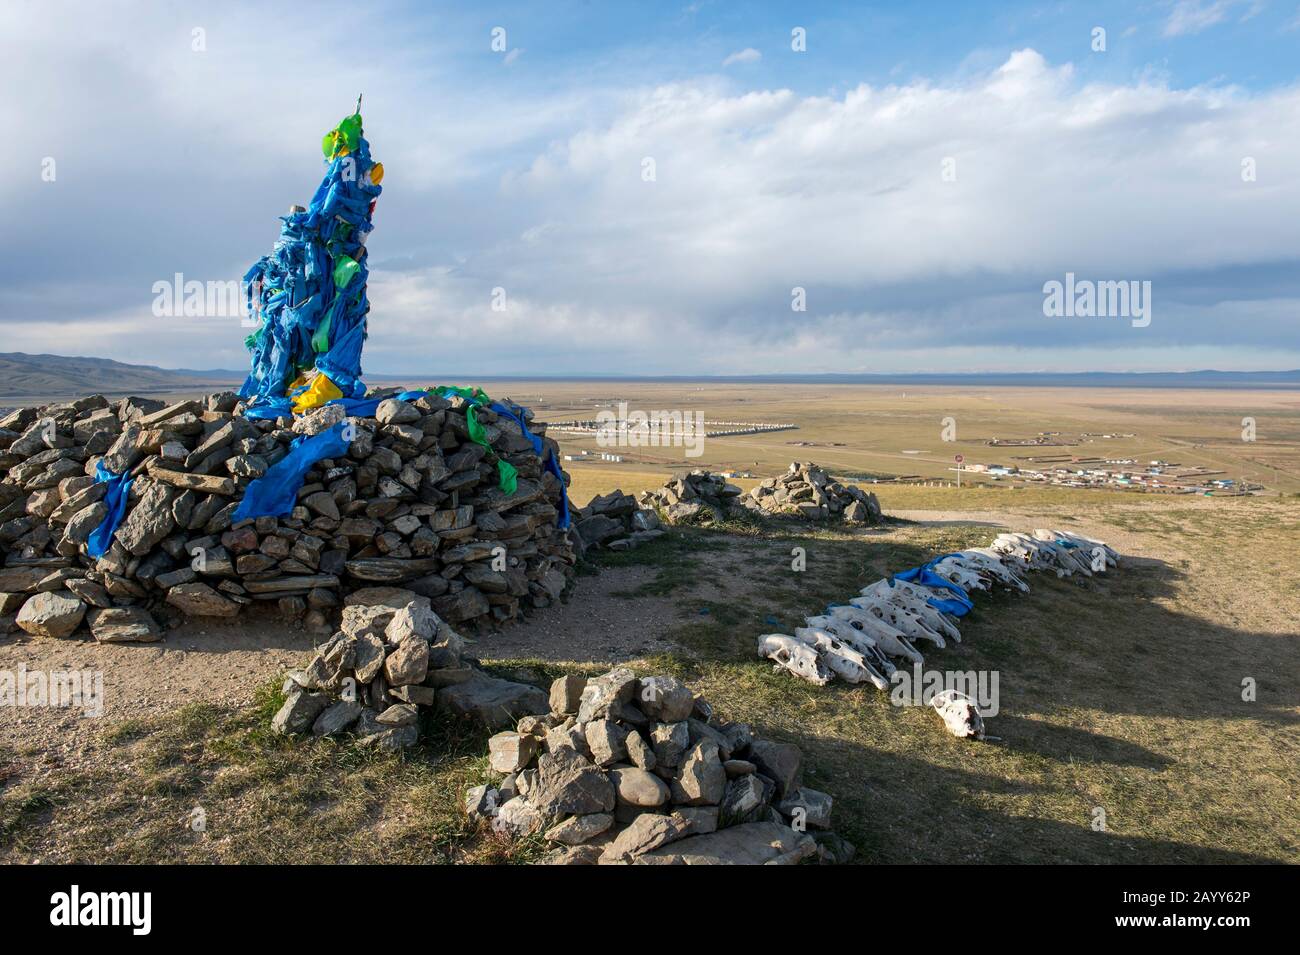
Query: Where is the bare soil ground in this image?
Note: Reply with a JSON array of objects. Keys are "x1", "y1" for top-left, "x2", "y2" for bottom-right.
[{"x1": 0, "y1": 612, "x2": 316, "y2": 778}]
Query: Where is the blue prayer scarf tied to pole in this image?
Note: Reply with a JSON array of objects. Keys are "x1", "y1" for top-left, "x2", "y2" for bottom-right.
[{"x1": 240, "y1": 120, "x2": 382, "y2": 409}]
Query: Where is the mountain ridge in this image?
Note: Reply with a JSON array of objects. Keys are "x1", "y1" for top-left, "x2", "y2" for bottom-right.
[{"x1": 2, "y1": 352, "x2": 1298, "y2": 398}]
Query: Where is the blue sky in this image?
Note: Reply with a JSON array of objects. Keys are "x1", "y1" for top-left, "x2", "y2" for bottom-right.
[{"x1": 5, "y1": 0, "x2": 1299, "y2": 375}]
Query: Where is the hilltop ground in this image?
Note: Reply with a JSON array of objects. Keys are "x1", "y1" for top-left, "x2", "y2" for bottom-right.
[
  {"x1": 2, "y1": 487, "x2": 1295, "y2": 864},
  {"x1": 1, "y1": 384, "x2": 1297, "y2": 863}
]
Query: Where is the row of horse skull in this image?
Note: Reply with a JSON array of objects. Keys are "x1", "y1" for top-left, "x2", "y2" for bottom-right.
[{"x1": 757, "y1": 530, "x2": 1121, "y2": 737}]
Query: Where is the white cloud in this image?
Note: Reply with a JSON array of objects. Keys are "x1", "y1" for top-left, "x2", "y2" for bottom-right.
[
  {"x1": 722, "y1": 47, "x2": 761, "y2": 67},
  {"x1": 3, "y1": 7, "x2": 1298, "y2": 375},
  {"x1": 1163, "y1": 0, "x2": 1250, "y2": 36}
]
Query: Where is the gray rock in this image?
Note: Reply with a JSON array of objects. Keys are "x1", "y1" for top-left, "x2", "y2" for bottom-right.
[
  {"x1": 0, "y1": 567, "x2": 48, "y2": 593},
  {"x1": 271, "y1": 687, "x2": 331, "y2": 734},
  {"x1": 303, "y1": 491, "x2": 340, "y2": 520},
  {"x1": 436, "y1": 672, "x2": 548, "y2": 729},
  {"x1": 15, "y1": 592, "x2": 87, "y2": 638},
  {"x1": 384, "y1": 603, "x2": 439, "y2": 642},
  {"x1": 631, "y1": 509, "x2": 660, "y2": 531},
  {"x1": 495, "y1": 797, "x2": 544, "y2": 834},
  {"x1": 688, "y1": 718, "x2": 734, "y2": 761},
  {"x1": 544, "y1": 812, "x2": 614, "y2": 846},
  {"x1": 376, "y1": 703, "x2": 419, "y2": 727},
  {"x1": 63, "y1": 501, "x2": 109, "y2": 546},
  {"x1": 353, "y1": 631, "x2": 387, "y2": 684},
  {"x1": 748, "y1": 739, "x2": 803, "y2": 799},
  {"x1": 529, "y1": 748, "x2": 616, "y2": 816},
  {"x1": 488, "y1": 731, "x2": 539, "y2": 774},
  {"x1": 345, "y1": 557, "x2": 443, "y2": 583},
  {"x1": 292, "y1": 403, "x2": 347, "y2": 436},
  {"x1": 720, "y1": 721, "x2": 754, "y2": 757},
  {"x1": 608, "y1": 766, "x2": 670, "y2": 808},
  {"x1": 650, "y1": 721, "x2": 691, "y2": 769},
  {"x1": 389, "y1": 683, "x2": 435, "y2": 706},
  {"x1": 638, "y1": 675, "x2": 695, "y2": 722},
  {"x1": 465, "y1": 784, "x2": 499, "y2": 819},
  {"x1": 674, "y1": 805, "x2": 720, "y2": 836},
  {"x1": 353, "y1": 708, "x2": 420, "y2": 750},
  {"x1": 165, "y1": 582, "x2": 241, "y2": 618},
  {"x1": 64, "y1": 577, "x2": 113, "y2": 609},
  {"x1": 87, "y1": 606, "x2": 160, "y2": 643},
  {"x1": 383, "y1": 634, "x2": 429, "y2": 686},
  {"x1": 637, "y1": 820, "x2": 817, "y2": 865},
  {"x1": 776, "y1": 786, "x2": 834, "y2": 830},
  {"x1": 549, "y1": 673, "x2": 586, "y2": 715},
  {"x1": 624, "y1": 728, "x2": 656, "y2": 770},
  {"x1": 672, "y1": 739, "x2": 726, "y2": 806},
  {"x1": 599, "y1": 812, "x2": 692, "y2": 863},
  {"x1": 312, "y1": 699, "x2": 363, "y2": 736},
  {"x1": 545, "y1": 720, "x2": 588, "y2": 756},
  {"x1": 540, "y1": 843, "x2": 603, "y2": 865},
  {"x1": 115, "y1": 480, "x2": 176, "y2": 556},
  {"x1": 375, "y1": 399, "x2": 421, "y2": 425},
  {"x1": 577, "y1": 667, "x2": 637, "y2": 724},
  {"x1": 575, "y1": 514, "x2": 624, "y2": 548},
  {"x1": 431, "y1": 586, "x2": 490, "y2": 623},
  {"x1": 720, "y1": 773, "x2": 774, "y2": 826},
  {"x1": 584, "y1": 718, "x2": 628, "y2": 766}
]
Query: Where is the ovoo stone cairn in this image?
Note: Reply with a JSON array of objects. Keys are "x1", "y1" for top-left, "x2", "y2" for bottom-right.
[
  {"x1": 569, "y1": 490, "x2": 665, "y2": 553},
  {"x1": 636, "y1": 463, "x2": 882, "y2": 526},
  {"x1": 637, "y1": 471, "x2": 745, "y2": 525},
  {"x1": 465, "y1": 668, "x2": 854, "y2": 865},
  {"x1": 742, "y1": 462, "x2": 882, "y2": 523},
  {"x1": 0, "y1": 390, "x2": 575, "y2": 642},
  {"x1": 271, "y1": 585, "x2": 553, "y2": 750}
]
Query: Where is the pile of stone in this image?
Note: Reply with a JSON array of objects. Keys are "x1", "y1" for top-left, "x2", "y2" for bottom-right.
[
  {"x1": 465, "y1": 667, "x2": 853, "y2": 865},
  {"x1": 636, "y1": 471, "x2": 745, "y2": 524},
  {"x1": 271, "y1": 586, "x2": 551, "y2": 749},
  {"x1": 0, "y1": 390, "x2": 574, "y2": 643},
  {"x1": 570, "y1": 490, "x2": 665, "y2": 552},
  {"x1": 635, "y1": 464, "x2": 883, "y2": 527},
  {"x1": 743, "y1": 462, "x2": 882, "y2": 524}
]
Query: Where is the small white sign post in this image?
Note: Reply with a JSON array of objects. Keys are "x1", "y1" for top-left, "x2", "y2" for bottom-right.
[{"x1": 955, "y1": 453, "x2": 964, "y2": 488}]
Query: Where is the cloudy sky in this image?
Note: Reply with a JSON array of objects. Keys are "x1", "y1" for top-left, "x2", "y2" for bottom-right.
[{"x1": 6, "y1": 0, "x2": 1299, "y2": 376}]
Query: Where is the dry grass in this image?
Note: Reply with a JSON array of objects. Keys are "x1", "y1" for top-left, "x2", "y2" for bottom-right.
[
  {"x1": 526, "y1": 381, "x2": 1300, "y2": 493},
  {"x1": 2, "y1": 489, "x2": 1296, "y2": 864},
  {"x1": 0, "y1": 684, "x2": 548, "y2": 864}
]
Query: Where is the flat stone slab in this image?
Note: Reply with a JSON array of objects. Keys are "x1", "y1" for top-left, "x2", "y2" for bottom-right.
[
  {"x1": 242, "y1": 574, "x2": 340, "y2": 594},
  {"x1": 436, "y1": 671, "x2": 548, "y2": 730},
  {"x1": 345, "y1": 558, "x2": 442, "y2": 582},
  {"x1": 636, "y1": 821, "x2": 817, "y2": 865},
  {"x1": 148, "y1": 465, "x2": 237, "y2": 496}
]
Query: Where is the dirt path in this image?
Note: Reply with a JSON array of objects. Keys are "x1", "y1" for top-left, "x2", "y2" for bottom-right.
[
  {"x1": 0, "y1": 563, "x2": 681, "y2": 777},
  {"x1": 474, "y1": 565, "x2": 682, "y2": 664},
  {"x1": 0, "y1": 611, "x2": 316, "y2": 775}
]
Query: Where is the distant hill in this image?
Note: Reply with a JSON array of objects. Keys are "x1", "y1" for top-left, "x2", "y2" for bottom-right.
[
  {"x1": 2, "y1": 352, "x2": 1297, "y2": 400},
  {"x1": 0, "y1": 353, "x2": 241, "y2": 399},
  {"x1": 452, "y1": 370, "x2": 1300, "y2": 389}
]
